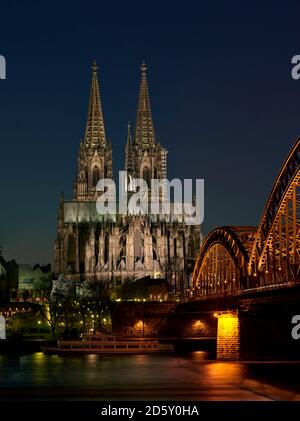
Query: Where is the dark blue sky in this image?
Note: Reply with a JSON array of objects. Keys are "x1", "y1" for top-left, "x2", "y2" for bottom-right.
[{"x1": 1, "y1": 0, "x2": 300, "y2": 264}]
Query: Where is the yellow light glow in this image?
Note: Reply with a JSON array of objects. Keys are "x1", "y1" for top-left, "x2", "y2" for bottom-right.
[{"x1": 217, "y1": 313, "x2": 240, "y2": 360}]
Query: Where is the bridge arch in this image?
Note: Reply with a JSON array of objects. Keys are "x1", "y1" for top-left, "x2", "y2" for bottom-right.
[
  {"x1": 248, "y1": 138, "x2": 300, "y2": 284},
  {"x1": 192, "y1": 226, "x2": 256, "y2": 296}
]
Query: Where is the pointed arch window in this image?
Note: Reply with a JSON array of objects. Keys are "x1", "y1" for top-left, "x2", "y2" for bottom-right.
[
  {"x1": 134, "y1": 229, "x2": 143, "y2": 260},
  {"x1": 93, "y1": 165, "x2": 100, "y2": 186},
  {"x1": 142, "y1": 166, "x2": 151, "y2": 188},
  {"x1": 188, "y1": 237, "x2": 195, "y2": 258},
  {"x1": 67, "y1": 234, "x2": 76, "y2": 267},
  {"x1": 104, "y1": 233, "x2": 109, "y2": 264}
]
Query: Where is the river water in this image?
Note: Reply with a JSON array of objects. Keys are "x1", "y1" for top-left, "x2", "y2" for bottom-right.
[{"x1": 1, "y1": 352, "x2": 300, "y2": 400}]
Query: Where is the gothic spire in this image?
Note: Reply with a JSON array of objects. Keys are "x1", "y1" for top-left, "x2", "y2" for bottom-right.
[
  {"x1": 125, "y1": 121, "x2": 134, "y2": 172},
  {"x1": 135, "y1": 61, "x2": 155, "y2": 145},
  {"x1": 84, "y1": 60, "x2": 106, "y2": 147},
  {"x1": 127, "y1": 120, "x2": 132, "y2": 145}
]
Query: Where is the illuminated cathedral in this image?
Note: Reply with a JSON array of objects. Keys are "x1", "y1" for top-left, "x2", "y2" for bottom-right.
[{"x1": 53, "y1": 61, "x2": 200, "y2": 289}]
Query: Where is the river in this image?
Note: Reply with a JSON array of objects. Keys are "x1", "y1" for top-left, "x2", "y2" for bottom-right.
[{"x1": 1, "y1": 352, "x2": 300, "y2": 400}]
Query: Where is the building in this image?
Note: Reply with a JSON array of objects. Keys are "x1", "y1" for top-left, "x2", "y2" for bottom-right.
[
  {"x1": 0, "y1": 256, "x2": 8, "y2": 300},
  {"x1": 0, "y1": 253, "x2": 18, "y2": 303},
  {"x1": 53, "y1": 62, "x2": 201, "y2": 290},
  {"x1": 18, "y1": 264, "x2": 52, "y2": 291}
]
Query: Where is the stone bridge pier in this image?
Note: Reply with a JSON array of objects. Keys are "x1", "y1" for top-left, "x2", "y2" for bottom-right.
[{"x1": 215, "y1": 311, "x2": 240, "y2": 360}]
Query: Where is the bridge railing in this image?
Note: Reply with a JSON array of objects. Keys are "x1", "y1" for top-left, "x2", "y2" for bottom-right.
[
  {"x1": 241, "y1": 280, "x2": 300, "y2": 295},
  {"x1": 186, "y1": 288, "x2": 243, "y2": 300},
  {"x1": 187, "y1": 279, "x2": 300, "y2": 300}
]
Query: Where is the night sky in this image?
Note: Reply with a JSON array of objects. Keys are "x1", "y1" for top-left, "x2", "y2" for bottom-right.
[{"x1": 1, "y1": 1, "x2": 300, "y2": 264}]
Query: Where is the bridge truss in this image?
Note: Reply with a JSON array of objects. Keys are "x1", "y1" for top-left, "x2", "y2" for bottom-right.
[{"x1": 192, "y1": 138, "x2": 300, "y2": 296}]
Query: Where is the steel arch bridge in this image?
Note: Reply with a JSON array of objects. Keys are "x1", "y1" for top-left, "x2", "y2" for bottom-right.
[{"x1": 192, "y1": 137, "x2": 300, "y2": 297}]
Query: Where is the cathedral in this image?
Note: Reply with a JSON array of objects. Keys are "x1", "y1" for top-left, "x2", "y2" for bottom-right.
[{"x1": 53, "y1": 61, "x2": 201, "y2": 290}]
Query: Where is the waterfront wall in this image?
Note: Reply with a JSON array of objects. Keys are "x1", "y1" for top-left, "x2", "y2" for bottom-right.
[
  {"x1": 111, "y1": 297, "x2": 300, "y2": 361},
  {"x1": 111, "y1": 302, "x2": 217, "y2": 338}
]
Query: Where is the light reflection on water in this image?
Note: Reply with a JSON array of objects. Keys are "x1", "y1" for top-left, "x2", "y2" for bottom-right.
[
  {"x1": 0, "y1": 352, "x2": 238, "y2": 388},
  {"x1": 204, "y1": 362, "x2": 246, "y2": 386},
  {"x1": 0, "y1": 352, "x2": 300, "y2": 400}
]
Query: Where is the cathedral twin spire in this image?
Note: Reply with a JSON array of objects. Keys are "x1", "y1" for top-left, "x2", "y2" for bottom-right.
[
  {"x1": 77, "y1": 60, "x2": 165, "y2": 199},
  {"x1": 135, "y1": 61, "x2": 156, "y2": 146},
  {"x1": 84, "y1": 60, "x2": 156, "y2": 150},
  {"x1": 84, "y1": 60, "x2": 106, "y2": 147}
]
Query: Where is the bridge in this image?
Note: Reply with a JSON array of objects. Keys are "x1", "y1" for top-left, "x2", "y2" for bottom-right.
[{"x1": 188, "y1": 137, "x2": 300, "y2": 360}]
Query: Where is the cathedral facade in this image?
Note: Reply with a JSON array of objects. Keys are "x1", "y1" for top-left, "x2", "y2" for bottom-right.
[{"x1": 53, "y1": 62, "x2": 201, "y2": 289}]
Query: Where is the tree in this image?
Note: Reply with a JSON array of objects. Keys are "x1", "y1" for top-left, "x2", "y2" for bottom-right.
[
  {"x1": 32, "y1": 274, "x2": 76, "y2": 338},
  {"x1": 78, "y1": 279, "x2": 110, "y2": 332},
  {"x1": 51, "y1": 275, "x2": 76, "y2": 336}
]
